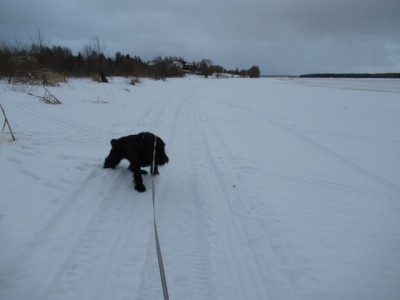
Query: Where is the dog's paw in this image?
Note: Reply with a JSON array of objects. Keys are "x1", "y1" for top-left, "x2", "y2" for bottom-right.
[
  {"x1": 128, "y1": 166, "x2": 148, "y2": 175},
  {"x1": 151, "y1": 169, "x2": 159, "y2": 176},
  {"x1": 103, "y1": 163, "x2": 115, "y2": 169},
  {"x1": 135, "y1": 184, "x2": 146, "y2": 192}
]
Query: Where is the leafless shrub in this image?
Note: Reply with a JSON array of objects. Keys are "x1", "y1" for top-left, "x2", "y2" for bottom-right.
[
  {"x1": 91, "y1": 73, "x2": 102, "y2": 83},
  {"x1": 38, "y1": 69, "x2": 67, "y2": 86},
  {"x1": 9, "y1": 69, "x2": 67, "y2": 88},
  {"x1": 93, "y1": 96, "x2": 107, "y2": 104},
  {"x1": 129, "y1": 77, "x2": 141, "y2": 85},
  {"x1": 40, "y1": 87, "x2": 62, "y2": 104}
]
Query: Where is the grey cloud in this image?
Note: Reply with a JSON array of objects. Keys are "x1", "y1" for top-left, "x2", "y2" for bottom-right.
[{"x1": 1, "y1": 0, "x2": 399, "y2": 74}]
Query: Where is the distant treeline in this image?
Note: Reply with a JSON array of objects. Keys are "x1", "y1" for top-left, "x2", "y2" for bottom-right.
[
  {"x1": 0, "y1": 35, "x2": 260, "y2": 84},
  {"x1": 300, "y1": 73, "x2": 400, "y2": 79}
]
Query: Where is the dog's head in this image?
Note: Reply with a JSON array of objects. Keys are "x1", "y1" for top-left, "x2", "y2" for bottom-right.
[
  {"x1": 154, "y1": 137, "x2": 169, "y2": 166},
  {"x1": 138, "y1": 132, "x2": 169, "y2": 166},
  {"x1": 103, "y1": 138, "x2": 124, "y2": 168}
]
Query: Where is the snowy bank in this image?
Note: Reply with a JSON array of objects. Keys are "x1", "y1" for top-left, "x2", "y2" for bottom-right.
[{"x1": 1, "y1": 77, "x2": 399, "y2": 300}]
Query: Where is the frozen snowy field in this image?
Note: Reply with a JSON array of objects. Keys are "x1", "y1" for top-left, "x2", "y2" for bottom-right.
[{"x1": 1, "y1": 77, "x2": 399, "y2": 300}]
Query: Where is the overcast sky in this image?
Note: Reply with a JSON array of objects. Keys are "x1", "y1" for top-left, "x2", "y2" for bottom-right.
[{"x1": 1, "y1": 0, "x2": 399, "y2": 75}]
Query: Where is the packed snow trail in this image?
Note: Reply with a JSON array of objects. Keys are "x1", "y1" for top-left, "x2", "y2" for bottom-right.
[{"x1": 1, "y1": 77, "x2": 399, "y2": 300}]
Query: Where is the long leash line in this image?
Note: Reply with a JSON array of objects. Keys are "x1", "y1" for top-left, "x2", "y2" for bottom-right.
[{"x1": 152, "y1": 136, "x2": 170, "y2": 300}]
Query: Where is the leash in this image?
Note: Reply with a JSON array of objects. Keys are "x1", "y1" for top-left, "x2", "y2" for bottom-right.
[{"x1": 151, "y1": 136, "x2": 170, "y2": 300}]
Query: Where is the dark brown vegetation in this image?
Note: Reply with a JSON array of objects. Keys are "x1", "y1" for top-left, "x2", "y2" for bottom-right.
[{"x1": 0, "y1": 34, "x2": 261, "y2": 84}]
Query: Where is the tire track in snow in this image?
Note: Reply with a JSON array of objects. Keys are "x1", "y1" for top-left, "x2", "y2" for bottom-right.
[
  {"x1": 135, "y1": 97, "x2": 187, "y2": 299},
  {"x1": 196, "y1": 99, "x2": 307, "y2": 299},
  {"x1": 137, "y1": 88, "x2": 214, "y2": 299},
  {"x1": 188, "y1": 99, "x2": 288, "y2": 300},
  {"x1": 134, "y1": 83, "x2": 192, "y2": 134},
  {"x1": 42, "y1": 169, "x2": 153, "y2": 300},
  {"x1": 134, "y1": 92, "x2": 175, "y2": 130},
  {"x1": 0, "y1": 168, "x2": 107, "y2": 275},
  {"x1": 38, "y1": 91, "x2": 183, "y2": 300},
  {"x1": 37, "y1": 92, "x2": 183, "y2": 300},
  {"x1": 0, "y1": 166, "x2": 152, "y2": 300},
  {"x1": 16, "y1": 101, "x2": 101, "y2": 137}
]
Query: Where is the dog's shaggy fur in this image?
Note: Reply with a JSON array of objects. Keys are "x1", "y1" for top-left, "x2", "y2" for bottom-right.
[{"x1": 103, "y1": 132, "x2": 169, "y2": 192}]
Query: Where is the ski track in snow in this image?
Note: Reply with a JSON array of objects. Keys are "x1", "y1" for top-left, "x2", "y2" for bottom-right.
[{"x1": 1, "y1": 77, "x2": 399, "y2": 300}]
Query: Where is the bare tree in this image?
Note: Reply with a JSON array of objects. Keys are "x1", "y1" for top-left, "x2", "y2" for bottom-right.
[
  {"x1": 82, "y1": 36, "x2": 108, "y2": 82},
  {"x1": 30, "y1": 27, "x2": 49, "y2": 67},
  {"x1": 10, "y1": 34, "x2": 27, "y2": 52},
  {"x1": 82, "y1": 36, "x2": 105, "y2": 59},
  {"x1": 30, "y1": 27, "x2": 46, "y2": 48}
]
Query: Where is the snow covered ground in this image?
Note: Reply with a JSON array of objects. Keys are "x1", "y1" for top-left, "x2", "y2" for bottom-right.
[{"x1": 1, "y1": 76, "x2": 399, "y2": 300}]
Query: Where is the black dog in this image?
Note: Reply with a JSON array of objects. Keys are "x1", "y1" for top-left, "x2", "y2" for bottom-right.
[{"x1": 103, "y1": 132, "x2": 169, "y2": 192}]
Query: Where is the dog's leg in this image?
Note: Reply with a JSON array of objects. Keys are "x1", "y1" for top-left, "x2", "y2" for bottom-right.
[
  {"x1": 128, "y1": 164, "x2": 148, "y2": 175},
  {"x1": 131, "y1": 163, "x2": 146, "y2": 192},
  {"x1": 150, "y1": 164, "x2": 159, "y2": 176}
]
